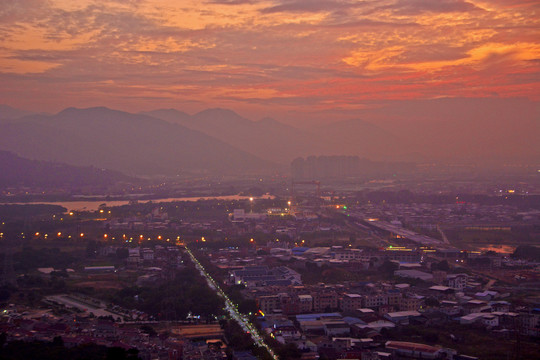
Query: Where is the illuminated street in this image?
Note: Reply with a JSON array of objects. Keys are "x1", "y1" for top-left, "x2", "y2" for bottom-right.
[{"x1": 185, "y1": 246, "x2": 278, "y2": 360}]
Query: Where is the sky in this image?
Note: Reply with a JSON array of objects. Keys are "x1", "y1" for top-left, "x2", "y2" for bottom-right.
[{"x1": 0, "y1": 0, "x2": 539, "y2": 122}]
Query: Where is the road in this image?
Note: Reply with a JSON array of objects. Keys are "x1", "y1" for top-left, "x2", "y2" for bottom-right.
[
  {"x1": 436, "y1": 224, "x2": 450, "y2": 245},
  {"x1": 184, "y1": 246, "x2": 278, "y2": 360},
  {"x1": 45, "y1": 294, "x2": 122, "y2": 321}
]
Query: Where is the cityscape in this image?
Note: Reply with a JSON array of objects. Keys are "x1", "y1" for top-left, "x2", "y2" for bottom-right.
[
  {"x1": 0, "y1": 0, "x2": 539, "y2": 360},
  {"x1": 0, "y1": 170, "x2": 537, "y2": 359}
]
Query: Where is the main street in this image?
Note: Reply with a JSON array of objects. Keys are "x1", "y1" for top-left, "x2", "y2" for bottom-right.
[{"x1": 184, "y1": 246, "x2": 278, "y2": 360}]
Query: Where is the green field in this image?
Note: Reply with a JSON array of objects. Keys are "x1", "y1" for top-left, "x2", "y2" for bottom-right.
[{"x1": 445, "y1": 228, "x2": 537, "y2": 252}]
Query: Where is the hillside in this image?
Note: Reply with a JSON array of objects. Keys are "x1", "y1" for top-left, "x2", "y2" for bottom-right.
[
  {"x1": 0, "y1": 107, "x2": 274, "y2": 176},
  {"x1": 0, "y1": 150, "x2": 134, "y2": 188}
]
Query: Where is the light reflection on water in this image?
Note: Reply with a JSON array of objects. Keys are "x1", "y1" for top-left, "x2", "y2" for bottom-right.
[
  {"x1": 477, "y1": 244, "x2": 515, "y2": 254},
  {"x1": 1, "y1": 194, "x2": 275, "y2": 212}
]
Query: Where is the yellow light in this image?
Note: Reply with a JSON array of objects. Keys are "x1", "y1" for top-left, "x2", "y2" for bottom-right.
[
  {"x1": 250, "y1": 238, "x2": 254, "y2": 243},
  {"x1": 99, "y1": 209, "x2": 104, "y2": 213}
]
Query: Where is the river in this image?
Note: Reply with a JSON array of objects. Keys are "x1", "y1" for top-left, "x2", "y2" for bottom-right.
[{"x1": 1, "y1": 194, "x2": 275, "y2": 212}]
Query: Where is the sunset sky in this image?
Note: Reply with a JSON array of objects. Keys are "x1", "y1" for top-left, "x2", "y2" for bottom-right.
[{"x1": 1, "y1": 0, "x2": 539, "y2": 122}]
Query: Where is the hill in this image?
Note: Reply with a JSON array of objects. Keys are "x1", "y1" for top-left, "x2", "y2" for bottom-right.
[
  {"x1": 0, "y1": 150, "x2": 134, "y2": 188},
  {"x1": 0, "y1": 107, "x2": 274, "y2": 176}
]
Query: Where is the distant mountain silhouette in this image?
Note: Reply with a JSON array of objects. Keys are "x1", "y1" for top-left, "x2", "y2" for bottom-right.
[
  {"x1": 0, "y1": 107, "x2": 274, "y2": 176},
  {"x1": 144, "y1": 108, "x2": 397, "y2": 163},
  {"x1": 140, "y1": 108, "x2": 191, "y2": 124},
  {"x1": 0, "y1": 104, "x2": 35, "y2": 120},
  {"x1": 0, "y1": 150, "x2": 133, "y2": 188}
]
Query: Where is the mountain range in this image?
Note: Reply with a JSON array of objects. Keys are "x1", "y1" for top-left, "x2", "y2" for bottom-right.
[
  {"x1": 141, "y1": 108, "x2": 400, "y2": 163},
  {"x1": 0, "y1": 107, "x2": 272, "y2": 176},
  {"x1": 0, "y1": 102, "x2": 537, "y2": 177}
]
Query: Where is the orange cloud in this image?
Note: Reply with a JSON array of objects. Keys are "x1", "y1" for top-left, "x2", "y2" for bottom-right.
[{"x1": 0, "y1": 0, "x2": 537, "y2": 114}]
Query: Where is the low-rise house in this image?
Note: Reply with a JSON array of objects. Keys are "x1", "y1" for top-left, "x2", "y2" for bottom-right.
[
  {"x1": 385, "y1": 341, "x2": 443, "y2": 359},
  {"x1": 460, "y1": 313, "x2": 499, "y2": 327},
  {"x1": 394, "y1": 270, "x2": 434, "y2": 281},
  {"x1": 384, "y1": 311, "x2": 422, "y2": 325},
  {"x1": 323, "y1": 321, "x2": 350, "y2": 337}
]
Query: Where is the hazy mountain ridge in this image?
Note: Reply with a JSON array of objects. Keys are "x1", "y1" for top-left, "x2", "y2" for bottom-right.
[
  {"x1": 0, "y1": 104, "x2": 35, "y2": 120},
  {"x1": 142, "y1": 105, "x2": 540, "y2": 165},
  {"x1": 0, "y1": 107, "x2": 274, "y2": 176},
  {"x1": 3, "y1": 100, "x2": 537, "y2": 175},
  {"x1": 143, "y1": 108, "x2": 395, "y2": 164},
  {"x1": 0, "y1": 150, "x2": 134, "y2": 188}
]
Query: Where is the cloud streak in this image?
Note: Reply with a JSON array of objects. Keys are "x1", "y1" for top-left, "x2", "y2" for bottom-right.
[{"x1": 0, "y1": 0, "x2": 537, "y2": 118}]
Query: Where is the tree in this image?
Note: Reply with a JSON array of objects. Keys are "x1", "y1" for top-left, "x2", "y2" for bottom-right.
[
  {"x1": 52, "y1": 336, "x2": 64, "y2": 347},
  {"x1": 140, "y1": 325, "x2": 157, "y2": 337},
  {"x1": 238, "y1": 299, "x2": 258, "y2": 315},
  {"x1": 116, "y1": 248, "x2": 129, "y2": 259},
  {"x1": 432, "y1": 260, "x2": 450, "y2": 272},
  {"x1": 0, "y1": 288, "x2": 11, "y2": 302},
  {"x1": 86, "y1": 240, "x2": 99, "y2": 258},
  {"x1": 380, "y1": 260, "x2": 399, "y2": 274},
  {"x1": 276, "y1": 343, "x2": 302, "y2": 359}
]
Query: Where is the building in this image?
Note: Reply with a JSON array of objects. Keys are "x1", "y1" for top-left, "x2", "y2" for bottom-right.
[
  {"x1": 258, "y1": 295, "x2": 280, "y2": 314},
  {"x1": 384, "y1": 311, "x2": 421, "y2": 325},
  {"x1": 323, "y1": 321, "x2": 350, "y2": 337},
  {"x1": 341, "y1": 294, "x2": 363, "y2": 313},
  {"x1": 447, "y1": 274, "x2": 468, "y2": 290},
  {"x1": 385, "y1": 341, "x2": 444, "y2": 359},
  {"x1": 298, "y1": 295, "x2": 313, "y2": 313},
  {"x1": 399, "y1": 297, "x2": 422, "y2": 311},
  {"x1": 394, "y1": 270, "x2": 433, "y2": 281},
  {"x1": 363, "y1": 294, "x2": 388, "y2": 309},
  {"x1": 312, "y1": 291, "x2": 339, "y2": 312}
]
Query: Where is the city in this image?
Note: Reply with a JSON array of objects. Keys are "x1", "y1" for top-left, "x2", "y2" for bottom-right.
[
  {"x1": 0, "y1": 0, "x2": 538, "y2": 359},
  {"x1": 0, "y1": 170, "x2": 538, "y2": 359}
]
